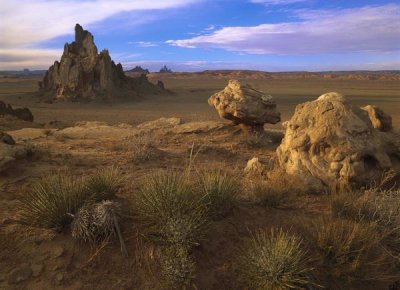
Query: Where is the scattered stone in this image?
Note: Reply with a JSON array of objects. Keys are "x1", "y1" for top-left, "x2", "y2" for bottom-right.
[
  {"x1": 39, "y1": 24, "x2": 164, "y2": 101},
  {"x1": 55, "y1": 273, "x2": 64, "y2": 282},
  {"x1": 173, "y1": 121, "x2": 227, "y2": 134},
  {"x1": 136, "y1": 117, "x2": 181, "y2": 131},
  {"x1": 52, "y1": 246, "x2": 65, "y2": 258},
  {"x1": 277, "y1": 92, "x2": 400, "y2": 190},
  {"x1": 208, "y1": 79, "x2": 280, "y2": 132},
  {"x1": 244, "y1": 157, "x2": 266, "y2": 175},
  {"x1": 0, "y1": 131, "x2": 15, "y2": 145},
  {"x1": 0, "y1": 139, "x2": 28, "y2": 172},
  {"x1": 0, "y1": 101, "x2": 33, "y2": 122},
  {"x1": 31, "y1": 264, "x2": 44, "y2": 277},
  {"x1": 362, "y1": 105, "x2": 392, "y2": 132},
  {"x1": 8, "y1": 265, "x2": 32, "y2": 284}
]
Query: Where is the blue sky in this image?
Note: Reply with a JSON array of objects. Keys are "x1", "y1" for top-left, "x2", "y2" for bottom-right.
[{"x1": 0, "y1": 0, "x2": 399, "y2": 71}]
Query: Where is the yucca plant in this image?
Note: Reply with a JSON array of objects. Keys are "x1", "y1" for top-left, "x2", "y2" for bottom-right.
[
  {"x1": 198, "y1": 169, "x2": 239, "y2": 219},
  {"x1": 237, "y1": 228, "x2": 314, "y2": 290},
  {"x1": 84, "y1": 167, "x2": 122, "y2": 201},
  {"x1": 19, "y1": 173, "x2": 87, "y2": 230},
  {"x1": 134, "y1": 170, "x2": 207, "y2": 248}
]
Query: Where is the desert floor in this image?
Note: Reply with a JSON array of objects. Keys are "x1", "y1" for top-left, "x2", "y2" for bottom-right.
[{"x1": 0, "y1": 74, "x2": 399, "y2": 290}]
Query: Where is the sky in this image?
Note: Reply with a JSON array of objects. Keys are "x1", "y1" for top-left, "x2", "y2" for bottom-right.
[{"x1": 0, "y1": 0, "x2": 399, "y2": 72}]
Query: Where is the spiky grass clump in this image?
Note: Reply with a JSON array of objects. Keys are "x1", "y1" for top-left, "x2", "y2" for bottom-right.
[
  {"x1": 126, "y1": 134, "x2": 159, "y2": 164},
  {"x1": 135, "y1": 170, "x2": 207, "y2": 247},
  {"x1": 238, "y1": 228, "x2": 314, "y2": 290},
  {"x1": 71, "y1": 200, "x2": 119, "y2": 244},
  {"x1": 250, "y1": 181, "x2": 294, "y2": 209},
  {"x1": 84, "y1": 167, "x2": 122, "y2": 201},
  {"x1": 331, "y1": 188, "x2": 400, "y2": 258},
  {"x1": 308, "y1": 217, "x2": 393, "y2": 282},
  {"x1": 199, "y1": 170, "x2": 239, "y2": 219},
  {"x1": 19, "y1": 173, "x2": 87, "y2": 230}
]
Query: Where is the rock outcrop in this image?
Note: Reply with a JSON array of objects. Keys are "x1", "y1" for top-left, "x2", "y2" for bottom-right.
[
  {"x1": 0, "y1": 101, "x2": 33, "y2": 122},
  {"x1": 39, "y1": 24, "x2": 164, "y2": 101},
  {"x1": 208, "y1": 80, "x2": 280, "y2": 132},
  {"x1": 277, "y1": 92, "x2": 400, "y2": 190},
  {"x1": 0, "y1": 132, "x2": 26, "y2": 173},
  {"x1": 361, "y1": 105, "x2": 392, "y2": 132}
]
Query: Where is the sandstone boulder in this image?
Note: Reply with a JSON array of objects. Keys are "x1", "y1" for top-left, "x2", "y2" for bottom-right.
[
  {"x1": 0, "y1": 101, "x2": 33, "y2": 122},
  {"x1": 39, "y1": 24, "x2": 164, "y2": 101},
  {"x1": 208, "y1": 80, "x2": 280, "y2": 132},
  {"x1": 362, "y1": 105, "x2": 392, "y2": 132},
  {"x1": 276, "y1": 92, "x2": 400, "y2": 190}
]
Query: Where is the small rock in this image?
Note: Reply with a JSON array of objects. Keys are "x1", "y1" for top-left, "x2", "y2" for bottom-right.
[
  {"x1": 52, "y1": 246, "x2": 65, "y2": 258},
  {"x1": 56, "y1": 273, "x2": 64, "y2": 282},
  {"x1": 8, "y1": 265, "x2": 32, "y2": 284},
  {"x1": 31, "y1": 264, "x2": 43, "y2": 277},
  {"x1": 244, "y1": 157, "x2": 266, "y2": 175}
]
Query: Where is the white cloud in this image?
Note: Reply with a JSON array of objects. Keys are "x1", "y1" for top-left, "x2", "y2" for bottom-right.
[
  {"x1": 250, "y1": 0, "x2": 309, "y2": 5},
  {"x1": 128, "y1": 41, "x2": 159, "y2": 48},
  {"x1": 0, "y1": 0, "x2": 202, "y2": 48},
  {"x1": 167, "y1": 4, "x2": 400, "y2": 55},
  {"x1": 0, "y1": 48, "x2": 62, "y2": 70}
]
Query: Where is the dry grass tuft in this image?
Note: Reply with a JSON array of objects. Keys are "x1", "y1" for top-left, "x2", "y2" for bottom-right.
[
  {"x1": 134, "y1": 170, "x2": 207, "y2": 247},
  {"x1": 237, "y1": 228, "x2": 315, "y2": 289},
  {"x1": 307, "y1": 217, "x2": 396, "y2": 283},
  {"x1": 198, "y1": 169, "x2": 239, "y2": 219},
  {"x1": 125, "y1": 133, "x2": 160, "y2": 164},
  {"x1": 19, "y1": 173, "x2": 87, "y2": 230},
  {"x1": 84, "y1": 167, "x2": 122, "y2": 201}
]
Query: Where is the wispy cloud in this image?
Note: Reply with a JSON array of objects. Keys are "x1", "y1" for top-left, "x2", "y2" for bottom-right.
[
  {"x1": 0, "y1": 48, "x2": 62, "y2": 70},
  {"x1": 167, "y1": 4, "x2": 400, "y2": 54},
  {"x1": 0, "y1": 0, "x2": 203, "y2": 48},
  {"x1": 250, "y1": 0, "x2": 309, "y2": 5},
  {"x1": 128, "y1": 41, "x2": 160, "y2": 48}
]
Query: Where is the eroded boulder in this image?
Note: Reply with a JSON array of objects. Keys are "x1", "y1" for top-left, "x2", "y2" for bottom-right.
[
  {"x1": 39, "y1": 24, "x2": 164, "y2": 101},
  {"x1": 208, "y1": 80, "x2": 280, "y2": 132},
  {"x1": 362, "y1": 105, "x2": 392, "y2": 132},
  {"x1": 276, "y1": 92, "x2": 400, "y2": 190},
  {"x1": 0, "y1": 131, "x2": 26, "y2": 173}
]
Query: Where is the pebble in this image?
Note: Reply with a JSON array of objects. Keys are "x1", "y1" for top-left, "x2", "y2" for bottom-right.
[
  {"x1": 8, "y1": 265, "x2": 32, "y2": 284},
  {"x1": 52, "y1": 246, "x2": 65, "y2": 258},
  {"x1": 31, "y1": 264, "x2": 44, "y2": 277}
]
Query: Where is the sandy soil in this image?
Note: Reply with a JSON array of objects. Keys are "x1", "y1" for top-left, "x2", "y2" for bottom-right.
[{"x1": 0, "y1": 73, "x2": 399, "y2": 289}]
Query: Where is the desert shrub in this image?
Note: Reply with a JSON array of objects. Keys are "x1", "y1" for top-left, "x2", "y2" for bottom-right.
[
  {"x1": 198, "y1": 169, "x2": 239, "y2": 219},
  {"x1": 19, "y1": 173, "x2": 87, "y2": 229},
  {"x1": 237, "y1": 228, "x2": 315, "y2": 290},
  {"x1": 126, "y1": 133, "x2": 159, "y2": 164},
  {"x1": 331, "y1": 188, "x2": 400, "y2": 258},
  {"x1": 307, "y1": 217, "x2": 394, "y2": 283},
  {"x1": 19, "y1": 169, "x2": 123, "y2": 230},
  {"x1": 134, "y1": 170, "x2": 207, "y2": 247},
  {"x1": 159, "y1": 245, "x2": 195, "y2": 289},
  {"x1": 71, "y1": 200, "x2": 119, "y2": 243},
  {"x1": 250, "y1": 180, "x2": 294, "y2": 209},
  {"x1": 84, "y1": 167, "x2": 122, "y2": 200},
  {"x1": 135, "y1": 170, "x2": 207, "y2": 288},
  {"x1": 23, "y1": 141, "x2": 51, "y2": 160}
]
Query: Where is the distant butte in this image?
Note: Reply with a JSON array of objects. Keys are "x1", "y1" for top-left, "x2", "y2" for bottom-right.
[{"x1": 39, "y1": 24, "x2": 164, "y2": 101}]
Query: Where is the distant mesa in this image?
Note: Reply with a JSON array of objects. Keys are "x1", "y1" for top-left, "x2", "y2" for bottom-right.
[
  {"x1": 126, "y1": 66, "x2": 149, "y2": 74},
  {"x1": 39, "y1": 24, "x2": 165, "y2": 102},
  {"x1": 159, "y1": 65, "x2": 173, "y2": 73}
]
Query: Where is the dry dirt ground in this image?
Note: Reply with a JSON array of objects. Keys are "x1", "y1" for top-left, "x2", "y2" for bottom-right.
[{"x1": 0, "y1": 73, "x2": 399, "y2": 290}]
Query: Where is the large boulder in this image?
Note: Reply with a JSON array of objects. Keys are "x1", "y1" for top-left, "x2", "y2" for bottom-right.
[
  {"x1": 277, "y1": 92, "x2": 400, "y2": 190},
  {"x1": 208, "y1": 80, "x2": 280, "y2": 132},
  {"x1": 39, "y1": 24, "x2": 164, "y2": 101},
  {"x1": 0, "y1": 101, "x2": 33, "y2": 122}
]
